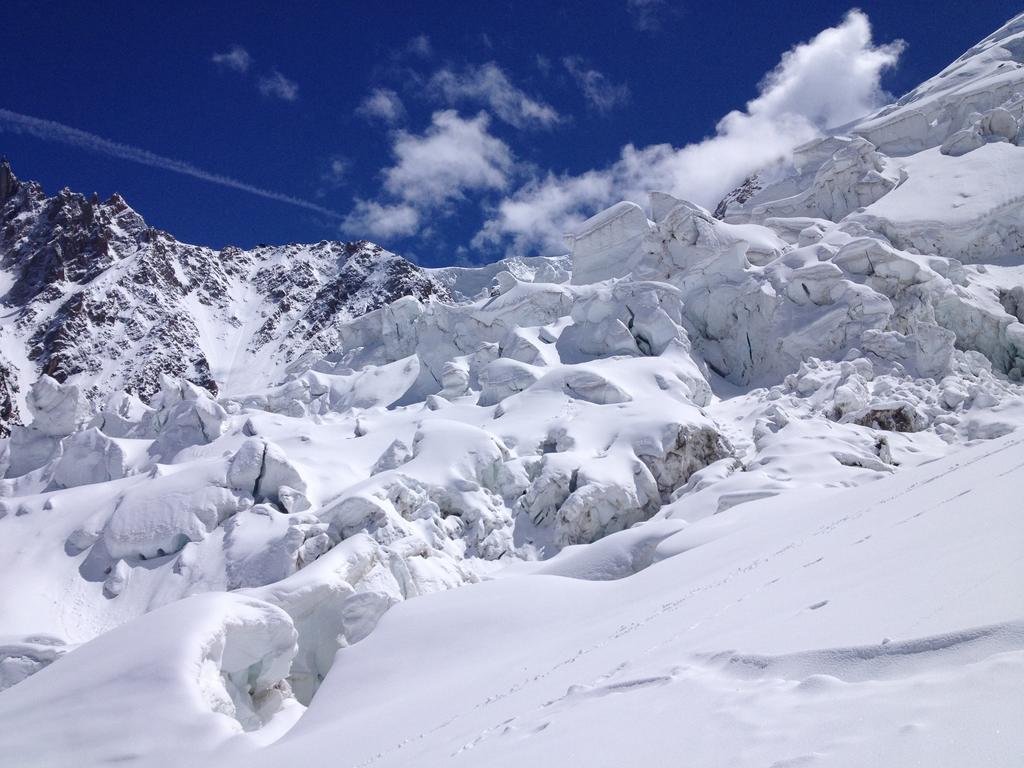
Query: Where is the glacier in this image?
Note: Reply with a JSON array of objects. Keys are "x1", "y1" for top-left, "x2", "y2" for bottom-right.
[{"x1": 0, "y1": 11, "x2": 1022, "y2": 768}]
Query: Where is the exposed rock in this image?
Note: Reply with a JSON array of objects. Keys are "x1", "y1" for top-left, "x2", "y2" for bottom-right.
[
  {"x1": 0, "y1": 161, "x2": 453, "y2": 435},
  {"x1": 853, "y1": 403, "x2": 927, "y2": 433}
]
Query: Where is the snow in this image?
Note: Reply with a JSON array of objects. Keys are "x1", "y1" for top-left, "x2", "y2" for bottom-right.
[
  {"x1": 853, "y1": 12, "x2": 1024, "y2": 156},
  {"x1": 0, "y1": 593, "x2": 300, "y2": 765},
  {"x1": 252, "y1": 433, "x2": 1024, "y2": 768},
  {"x1": 565, "y1": 200, "x2": 653, "y2": 285},
  {"x1": 850, "y1": 143, "x2": 1024, "y2": 263},
  {"x1": 0, "y1": 11, "x2": 1023, "y2": 768},
  {"x1": 428, "y1": 253, "x2": 571, "y2": 300}
]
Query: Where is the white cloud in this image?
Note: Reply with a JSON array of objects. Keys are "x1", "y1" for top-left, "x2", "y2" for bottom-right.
[
  {"x1": 318, "y1": 156, "x2": 350, "y2": 195},
  {"x1": 477, "y1": 11, "x2": 903, "y2": 255},
  {"x1": 746, "y1": 12, "x2": 905, "y2": 128},
  {"x1": 384, "y1": 110, "x2": 514, "y2": 205},
  {"x1": 429, "y1": 63, "x2": 562, "y2": 129},
  {"x1": 343, "y1": 200, "x2": 421, "y2": 239},
  {"x1": 474, "y1": 169, "x2": 613, "y2": 251},
  {"x1": 626, "y1": 0, "x2": 667, "y2": 32},
  {"x1": 562, "y1": 57, "x2": 630, "y2": 112},
  {"x1": 258, "y1": 70, "x2": 299, "y2": 101},
  {"x1": 326, "y1": 157, "x2": 349, "y2": 181},
  {"x1": 343, "y1": 110, "x2": 514, "y2": 241},
  {"x1": 407, "y1": 34, "x2": 433, "y2": 58},
  {"x1": 211, "y1": 47, "x2": 299, "y2": 105},
  {"x1": 357, "y1": 88, "x2": 406, "y2": 124},
  {"x1": 211, "y1": 45, "x2": 252, "y2": 73}
]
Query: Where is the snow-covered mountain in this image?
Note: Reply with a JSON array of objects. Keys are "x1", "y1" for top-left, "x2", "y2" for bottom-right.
[
  {"x1": 0, "y1": 160, "x2": 459, "y2": 432},
  {"x1": 0, "y1": 12, "x2": 1023, "y2": 768}
]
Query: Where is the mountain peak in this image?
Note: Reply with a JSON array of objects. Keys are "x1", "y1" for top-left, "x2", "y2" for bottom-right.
[
  {"x1": 0, "y1": 171, "x2": 453, "y2": 419},
  {"x1": 0, "y1": 156, "x2": 18, "y2": 205}
]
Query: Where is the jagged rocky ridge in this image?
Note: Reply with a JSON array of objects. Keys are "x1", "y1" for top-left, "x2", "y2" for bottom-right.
[
  {"x1": 0, "y1": 159, "x2": 455, "y2": 434},
  {"x1": 0, "y1": 12, "x2": 1023, "y2": 766}
]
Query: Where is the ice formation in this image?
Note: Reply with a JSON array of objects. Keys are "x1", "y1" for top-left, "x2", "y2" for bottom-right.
[{"x1": 0, "y1": 11, "x2": 1023, "y2": 768}]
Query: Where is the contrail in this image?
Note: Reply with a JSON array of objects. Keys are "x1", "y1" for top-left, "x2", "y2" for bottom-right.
[{"x1": 0, "y1": 108, "x2": 340, "y2": 219}]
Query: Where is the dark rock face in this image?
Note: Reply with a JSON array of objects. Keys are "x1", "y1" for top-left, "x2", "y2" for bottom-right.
[
  {"x1": 713, "y1": 175, "x2": 763, "y2": 220},
  {"x1": 0, "y1": 161, "x2": 452, "y2": 433},
  {"x1": 0, "y1": 158, "x2": 18, "y2": 207},
  {"x1": 0, "y1": 357, "x2": 20, "y2": 438},
  {"x1": 854, "y1": 404, "x2": 926, "y2": 433}
]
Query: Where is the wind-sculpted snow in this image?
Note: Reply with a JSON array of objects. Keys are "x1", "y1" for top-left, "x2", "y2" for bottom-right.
[
  {"x1": 0, "y1": 593, "x2": 301, "y2": 765},
  {"x1": 1, "y1": 12, "x2": 1024, "y2": 767}
]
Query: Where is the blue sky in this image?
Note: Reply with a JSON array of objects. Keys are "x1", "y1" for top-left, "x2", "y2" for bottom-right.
[{"x1": 2, "y1": 1, "x2": 1021, "y2": 266}]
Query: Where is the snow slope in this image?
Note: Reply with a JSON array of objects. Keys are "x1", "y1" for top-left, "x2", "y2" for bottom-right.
[
  {"x1": 261, "y1": 433, "x2": 1024, "y2": 768},
  {"x1": 1, "y1": 433, "x2": 1019, "y2": 767},
  {"x1": 0, "y1": 10, "x2": 1023, "y2": 768}
]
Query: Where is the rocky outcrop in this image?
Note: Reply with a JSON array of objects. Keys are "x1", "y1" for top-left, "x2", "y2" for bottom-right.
[{"x1": 0, "y1": 163, "x2": 452, "y2": 433}]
